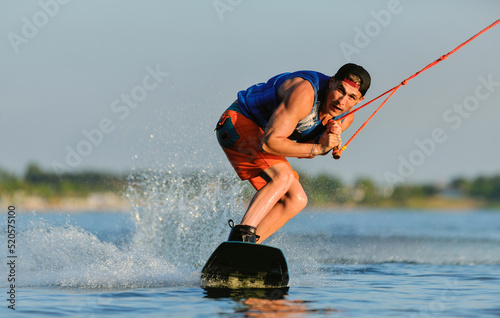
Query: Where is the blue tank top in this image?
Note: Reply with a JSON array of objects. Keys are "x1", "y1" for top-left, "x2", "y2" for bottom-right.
[{"x1": 237, "y1": 70, "x2": 333, "y2": 142}]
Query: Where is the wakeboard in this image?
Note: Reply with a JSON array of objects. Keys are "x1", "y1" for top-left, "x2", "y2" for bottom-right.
[{"x1": 201, "y1": 241, "x2": 289, "y2": 289}]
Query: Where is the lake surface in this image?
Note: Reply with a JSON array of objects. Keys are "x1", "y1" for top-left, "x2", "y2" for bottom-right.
[{"x1": 1, "y1": 208, "x2": 499, "y2": 317}]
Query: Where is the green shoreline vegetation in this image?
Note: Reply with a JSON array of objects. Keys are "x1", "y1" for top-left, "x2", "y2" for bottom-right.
[
  {"x1": 1, "y1": 163, "x2": 499, "y2": 211},
  {"x1": 0, "y1": 163, "x2": 129, "y2": 211}
]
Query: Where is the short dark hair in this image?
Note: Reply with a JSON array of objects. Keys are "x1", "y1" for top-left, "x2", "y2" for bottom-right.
[{"x1": 334, "y1": 63, "x2": 371, "y2": 96}]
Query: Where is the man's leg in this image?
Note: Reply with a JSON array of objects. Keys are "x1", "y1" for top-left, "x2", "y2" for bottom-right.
[
  {"x1": 239, "y1": 162, "x2": 308, "y2": 242},
  {"x1": 216, "y1": 107, "x2": 307, "y2": 242},
  {"x1": 254, "y1": 178, "x2": 307, "y2": 242}
]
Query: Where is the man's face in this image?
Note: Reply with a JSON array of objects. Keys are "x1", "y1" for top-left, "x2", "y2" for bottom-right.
[{"x1": 323, "y1": 77, "x2": 364, "y2": 117}]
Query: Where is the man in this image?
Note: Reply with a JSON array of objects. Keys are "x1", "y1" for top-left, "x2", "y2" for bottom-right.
[{"x1": 215, "y1": 63, "x2": 370, "y2": 243}]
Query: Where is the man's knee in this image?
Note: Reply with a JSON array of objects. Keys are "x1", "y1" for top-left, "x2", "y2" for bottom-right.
[
  {"x1": 275, "y1": 170, "x2": 295, "y2": 189},
  {"x1": 295, "y1": 190, "x2": 308, "y2": 209},
  {"x1": 262, "y1": 164, "x2": 296, "y2": 191},
  {"x1": 281, "y1": 186, "x2": 308, "y2": 214},
  {"x1": 288, "y1": 188, "x2": 308, "y2": 211}
]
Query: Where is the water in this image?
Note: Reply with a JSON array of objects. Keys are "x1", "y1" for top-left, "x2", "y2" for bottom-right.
[
  {"x1": 2, "y1": 168, "x2": 500, "y2": 317},
  {"x1": 1, "y1": 205, "x2": 499, "y2": 317}
]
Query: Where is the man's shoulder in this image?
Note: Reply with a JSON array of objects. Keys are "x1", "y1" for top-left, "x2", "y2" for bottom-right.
[
  {"x1": 280, "y1": 71, "x2": 330, "y2": 92},
  {"x1": 288, "y1": 70, "x2": 330, "y2": 81},
  {"x1": 279, "y1": 76, "x2": 316, "y2": 97},
  {"x1": 278, "y1": 71, "x2": 329, "y2": 99}
]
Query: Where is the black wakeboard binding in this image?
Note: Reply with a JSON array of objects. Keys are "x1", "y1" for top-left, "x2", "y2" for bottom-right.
[{"x1": 227, "y1": 219, "x2": 260, "y2": 243}]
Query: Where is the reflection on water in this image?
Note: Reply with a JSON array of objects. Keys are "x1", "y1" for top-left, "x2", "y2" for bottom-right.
[
  {"x1": 204, "y1": 287, "x2": 339, "y2": 317},
  {"x1": 203, "y1": 287, "x2": 289, "y2": 300},
  {"x1": 241, "y1": 298, "x2": 339, "y2": 317}
]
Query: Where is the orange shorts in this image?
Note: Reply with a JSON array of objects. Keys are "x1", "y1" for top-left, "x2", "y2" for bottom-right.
[{"x1": 215, "y1": 102, "x2": 299, "y2": 191}]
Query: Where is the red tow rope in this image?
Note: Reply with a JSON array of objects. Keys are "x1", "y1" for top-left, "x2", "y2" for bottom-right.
[{"x1": 333, "y1": 18, "x2": 500, "y2": 158}]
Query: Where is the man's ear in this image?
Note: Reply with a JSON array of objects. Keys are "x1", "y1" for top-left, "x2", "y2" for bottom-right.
[{"x1": 329, "y1": 76, "x2": 336, "y2": 89}]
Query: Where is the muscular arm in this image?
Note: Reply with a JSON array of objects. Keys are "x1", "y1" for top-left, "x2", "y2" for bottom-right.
[{"x1": 260, "y1": 78, "x2": 341, "y2": 157}]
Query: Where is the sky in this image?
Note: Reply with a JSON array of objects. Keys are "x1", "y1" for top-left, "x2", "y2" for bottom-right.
[{"x1": 1, "y1": 0, "x2": 500, "y2": 188}]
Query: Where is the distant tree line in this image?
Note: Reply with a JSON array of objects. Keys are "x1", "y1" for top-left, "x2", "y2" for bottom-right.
[
  {"x1": 1, "y1": 164, "x2": 499, "y2": 207},
  {"x1": 0, "y1": 163, "x2": 127, "y2": 198},
  {"x1": 298, "y1": 172, "x2": 500, "y2": 207},
  {"x1": 450, "y1": 176, "x2": 500, "y2": 202}
]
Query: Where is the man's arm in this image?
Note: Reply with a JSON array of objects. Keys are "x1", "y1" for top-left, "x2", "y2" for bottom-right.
[{"x1": 260, "y1": 78, "x2": 341, "y2": 157}]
